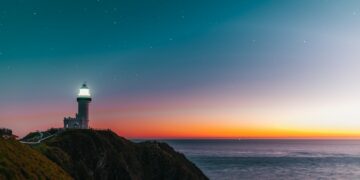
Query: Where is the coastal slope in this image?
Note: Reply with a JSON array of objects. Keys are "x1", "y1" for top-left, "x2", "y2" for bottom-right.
[
  {"x1": 35, "y1": 129, "x2": 208, "y2": 180},
  {"x1": 0, "y1": 137, "x2": 71, "y2": 180}
]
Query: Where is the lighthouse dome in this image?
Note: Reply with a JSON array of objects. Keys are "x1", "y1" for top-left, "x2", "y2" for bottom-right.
[{"x1": 78, "y1": 83, "x2": 91, "y2": 97}]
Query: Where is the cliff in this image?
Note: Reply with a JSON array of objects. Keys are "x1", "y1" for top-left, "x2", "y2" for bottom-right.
[
  {"x1": 0, "y1": 137, "x2": 71, "y2": 180},
  {"x1": 34, "y1": 129, "x2": 208, "y2": 180}
]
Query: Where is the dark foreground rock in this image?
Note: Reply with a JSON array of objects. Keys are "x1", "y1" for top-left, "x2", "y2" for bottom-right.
[{"x1": 35, "y1": 129, "x2": 208, "y2": 180}]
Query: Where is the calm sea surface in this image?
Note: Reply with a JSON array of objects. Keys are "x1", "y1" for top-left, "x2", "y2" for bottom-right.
[{"x1": 160, "y1": 140, "x2": 360, "y2": 180}]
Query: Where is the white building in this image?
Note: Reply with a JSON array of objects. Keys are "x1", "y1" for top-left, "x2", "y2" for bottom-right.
[{"x1": 64, "y1": 83, "x2": 92, "y2": 129}]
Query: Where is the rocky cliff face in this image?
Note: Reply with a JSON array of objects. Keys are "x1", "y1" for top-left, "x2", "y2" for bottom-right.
[{"x1": 35, "y1": 129, "x2": 208, "y2": 180}]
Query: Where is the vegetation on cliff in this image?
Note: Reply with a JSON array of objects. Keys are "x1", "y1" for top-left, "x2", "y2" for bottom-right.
[
  {"x1": 0, "y1": 129, "x2": 207, "y2": 180},
  {"x1": 0, "y1": 137, "x2": 71, "y2": 180},
  {"x1": 35, "y1": 129, "x2": 208, "y2": 180}
]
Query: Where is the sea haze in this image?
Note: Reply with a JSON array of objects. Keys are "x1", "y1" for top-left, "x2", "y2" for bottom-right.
[{"x1": 158, "y1": 139, "x2": 360, "y2": 180}]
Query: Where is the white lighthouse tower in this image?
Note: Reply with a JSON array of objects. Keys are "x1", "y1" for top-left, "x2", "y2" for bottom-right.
[{"x1": 64, "y1": 83, "x2": 92, "y2": 129}]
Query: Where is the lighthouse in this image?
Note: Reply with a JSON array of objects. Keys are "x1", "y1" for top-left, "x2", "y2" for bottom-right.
[
  {"x1": 64, "y1": 83, "x2": 92, "y2": 129},
  {"x1": 77, "y1": 83, "x2": 92, "y2": 128}
]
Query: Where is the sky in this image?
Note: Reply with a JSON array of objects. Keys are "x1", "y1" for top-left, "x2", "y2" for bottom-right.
[{"x1": 1, "y1": 0, "x2": 360, "y2": 138}]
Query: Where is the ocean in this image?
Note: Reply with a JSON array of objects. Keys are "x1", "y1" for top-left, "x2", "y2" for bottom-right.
[{"x1": 161, "y1": 139, "x2": 360, "y2": 180}]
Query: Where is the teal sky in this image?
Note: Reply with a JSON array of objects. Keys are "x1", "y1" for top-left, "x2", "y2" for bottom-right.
[{"x1": 2, "y1": 0, "x2": 360, "y2": 138}]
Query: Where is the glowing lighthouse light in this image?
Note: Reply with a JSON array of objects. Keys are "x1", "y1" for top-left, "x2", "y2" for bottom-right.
[{"x1": 78, "y1": 83, "x2": 91, "y2": 97}]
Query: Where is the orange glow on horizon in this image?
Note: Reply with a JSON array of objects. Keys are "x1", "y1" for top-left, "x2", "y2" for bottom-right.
[
  {"x1": 6, "y1": 95, "x2": 360, "y2": 139},
  {"x1": 90, "y1": 117, "x2": 360, "y2": 139}
]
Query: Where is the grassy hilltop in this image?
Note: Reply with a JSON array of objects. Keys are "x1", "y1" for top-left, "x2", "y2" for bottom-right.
[
  {"x1": 0, "y1": 137, "x2": 71, "y2": 180},
  {"x1": 1, "y1": 129, "x2": 208, "y2": 180}
]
